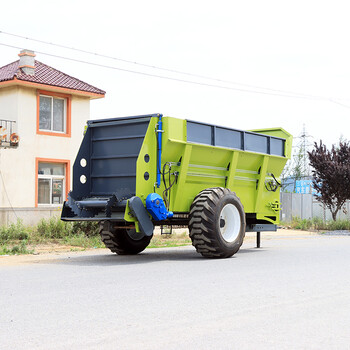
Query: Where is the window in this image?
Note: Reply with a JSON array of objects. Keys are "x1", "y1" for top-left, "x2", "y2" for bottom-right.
[
  {"x1": 37, "y1": 90, "x2": 71, "y2": 137},
  {"x1": 39, "y1": 95, "x2": 66, "y2": 132},
  {"x1": 37, "y1": 161, "x2": 68, "y2": 206}
]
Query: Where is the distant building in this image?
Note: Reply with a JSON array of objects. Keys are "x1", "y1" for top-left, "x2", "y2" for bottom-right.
[
  {"x1": 295, "y1": 179, "x2": 317, "y2": 195},
  {"x1": 0, "y1": 49, "x2": 105, "y2": 225},
  {"x1": 281, "y1": 176, "x2": 315, "y2": 194}
]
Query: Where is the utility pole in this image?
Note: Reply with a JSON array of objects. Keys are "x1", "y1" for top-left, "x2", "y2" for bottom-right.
[{"x1": 293, "y1": 124, "x2": 313, "y2": 178}]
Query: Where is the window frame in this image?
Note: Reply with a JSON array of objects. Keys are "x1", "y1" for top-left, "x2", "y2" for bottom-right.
[
  {"x1": 39, "y1": 95, "x2": 67, "y2": 133},
  {"x1": 36, "y1": 90, "x2": 71, "y2": 137},
  {"x1": 35, "y1": 158, "x2": 70, "y2": 207}
]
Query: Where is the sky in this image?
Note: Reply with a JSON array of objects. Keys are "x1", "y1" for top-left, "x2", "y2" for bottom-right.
[{"x1": 1, "y1": 0, "x2": 350, "y2": 149}]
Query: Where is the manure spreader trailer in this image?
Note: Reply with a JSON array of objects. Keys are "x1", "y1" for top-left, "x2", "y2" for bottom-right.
[{"x1": 62, "y1": 114, "x2": 292, "y2": 258}]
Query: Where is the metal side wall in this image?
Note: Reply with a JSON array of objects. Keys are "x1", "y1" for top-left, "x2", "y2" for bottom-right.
[
  {"x1": 134, "y1": 117, "x2": 292, "y2": 225},
  {"x1": 70, "y1": 116, "x2": 151, "y2": 201}
]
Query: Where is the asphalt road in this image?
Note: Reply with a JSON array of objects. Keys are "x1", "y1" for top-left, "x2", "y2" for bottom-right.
[{"x1": 1, "y1": 235, "x2": 350, "y2": 350}]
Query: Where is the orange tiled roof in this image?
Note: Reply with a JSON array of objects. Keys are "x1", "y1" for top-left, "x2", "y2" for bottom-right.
[{"x1": 0, "y1": 60, "x2": 105, "y2": 95}]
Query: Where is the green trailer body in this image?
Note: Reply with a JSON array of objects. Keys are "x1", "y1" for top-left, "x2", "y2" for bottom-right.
[{"x1": 62, "y1": 114, "x2": 292, "y2": 258}]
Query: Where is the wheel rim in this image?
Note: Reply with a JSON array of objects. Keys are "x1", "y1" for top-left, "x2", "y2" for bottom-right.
[{"x1": 219, "y1": 203, "x2": 241, "y2": 243}]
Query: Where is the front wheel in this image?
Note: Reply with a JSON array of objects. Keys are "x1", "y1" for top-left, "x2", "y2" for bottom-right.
[
  {"x1": 100, "y1": 221, "x2": 152, "y2": 255},
  {"x1": 189, "y1": 187, "x2": 246, "y2": 258}
]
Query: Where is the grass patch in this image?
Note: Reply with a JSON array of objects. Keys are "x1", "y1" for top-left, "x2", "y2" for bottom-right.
[
  {"x1": 0, "y1": 217, "x2": 101, "y2": 255},
  {"x1": 64, "y1": 234, "x2": 105, "y2": 249},
  {"x1": 0, "y1": 240, "x2": 34, "y2": 255},
  {"x1": 148, "y1": 232, "x2": 191, "y2": 248}
]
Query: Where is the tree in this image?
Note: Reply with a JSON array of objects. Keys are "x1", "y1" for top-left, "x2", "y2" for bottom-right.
[
  {"x1": 292, "y1": 145, "x2": 306, "y2": 180},
  {"x1": 308, "y1": 140, "x2": 350, "y2": 220}
]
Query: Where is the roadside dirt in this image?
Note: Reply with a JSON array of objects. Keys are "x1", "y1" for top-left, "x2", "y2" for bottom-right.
[
  {"x1": 0, "y1": 248, "x2": 107, "y2": 266},
  {"x1": 29, "y1": 243, "x2": 85, "y2": 254},
  {"x1": 245, "y1": 228, "x2": 318, "y2": 240}
]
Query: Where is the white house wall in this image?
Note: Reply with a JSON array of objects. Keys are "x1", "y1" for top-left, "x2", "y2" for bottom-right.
[
  {"x1": 0, "y1": 86, "x2": 19, "y2": 122},
  {"x1": 0, "y1": 86, "x2": 91, "y2": 224}
]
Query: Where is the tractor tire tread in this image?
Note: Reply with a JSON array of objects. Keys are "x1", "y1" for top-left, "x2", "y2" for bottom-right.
[
  {"x1": 189, "y1": 187, "x2": 246, "y2": 259},
  {"x1": 99, "y1": 223, "x2": 152, "y2": 255}
]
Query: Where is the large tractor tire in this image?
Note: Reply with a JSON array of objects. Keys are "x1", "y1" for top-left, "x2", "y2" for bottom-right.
[
  {"x1": 189, "y1": 187, "x2": 246, "y2": 258},
  {"x1": 100, "y1": 221, "x2": 152, "y2": 255}
]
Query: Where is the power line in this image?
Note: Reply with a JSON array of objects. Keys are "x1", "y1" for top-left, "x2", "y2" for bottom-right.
[
  {"x1": 0, "y1": 42, "x2": 320, "y2": 99},
  {"x1": 1, "y1": 40, "x2": 350, "y2": 109},
  {"x1": 0, "y1": 29, "x2": 329, "y2": 99},
  {"x1": 328, "y1": 99, "x2": 350, "y2": 109}
]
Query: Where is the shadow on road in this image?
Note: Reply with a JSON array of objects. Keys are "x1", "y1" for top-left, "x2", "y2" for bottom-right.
[{"x1": 38, "y1": 246, "x2": 265, "y2": 267}]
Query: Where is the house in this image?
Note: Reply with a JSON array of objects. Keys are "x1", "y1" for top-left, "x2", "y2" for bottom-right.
[{"x1": 0, "y1": 49, "x2": 105, "y2": 225}]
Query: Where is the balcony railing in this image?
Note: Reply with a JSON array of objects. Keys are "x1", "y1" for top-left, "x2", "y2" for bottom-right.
[{"x1": 0, "y1": 119, "x2": 19, "y2": 148}]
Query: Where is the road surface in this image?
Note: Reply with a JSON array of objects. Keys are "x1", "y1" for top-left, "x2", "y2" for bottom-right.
[{"x1": 1, "y1": 234, "x2": 350, "y2": 349}]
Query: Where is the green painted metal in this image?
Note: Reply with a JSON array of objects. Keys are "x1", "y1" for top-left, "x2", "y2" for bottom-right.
[{"x1": 130, "y1": 116, "x2": 292, "y2": 225}]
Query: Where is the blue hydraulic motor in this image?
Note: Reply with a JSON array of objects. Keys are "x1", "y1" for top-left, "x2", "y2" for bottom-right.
[{"x1": 146, "y1": 193, "x2": 173, "y2": 221}]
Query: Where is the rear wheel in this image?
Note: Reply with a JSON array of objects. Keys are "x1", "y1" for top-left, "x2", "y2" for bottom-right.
[
  {"x1": 100, "y1": 221, "x2": 152, "y2": 255},
  {"x1": 189, "y1": 187, "x2": 246, "y2": 258}
]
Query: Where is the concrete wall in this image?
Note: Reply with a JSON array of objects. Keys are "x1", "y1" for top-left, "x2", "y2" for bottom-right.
[
  {"x1": 0, "y1": 207, "x2": 61, "y2": 226},
  {"x1": 0, "y1": 85, "x2": 91, "y2": 224},
  {"x1": 280, "y1": 192, "x2": 350, "y2": 222}
]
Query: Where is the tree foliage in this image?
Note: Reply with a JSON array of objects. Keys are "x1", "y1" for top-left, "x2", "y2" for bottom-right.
[{"x1": 308, "y1": 141, "x2": 350, "y2": 220}]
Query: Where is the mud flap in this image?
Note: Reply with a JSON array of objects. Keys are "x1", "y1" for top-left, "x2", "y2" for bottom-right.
[{"x1": 128, "y1": 197, "x2": 154, "y2": 237}]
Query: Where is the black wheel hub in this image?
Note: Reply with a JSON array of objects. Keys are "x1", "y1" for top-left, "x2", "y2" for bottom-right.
[{"x1": 220, "y1": 218, "x2": 226, "y2": 228}]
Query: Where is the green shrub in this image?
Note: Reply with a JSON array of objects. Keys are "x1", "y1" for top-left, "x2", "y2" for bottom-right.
[
  {"x1": 71, "y1": 221, "x2": 100, "y2": 237},
  {"x1": 286, "y1": 217, "x2": 350, "y2": 231},
  {"x1": 35, "y1": 218, "x2": 99, "y2": 239},
  {"x1": 36, "y1": 216, "x2": 73, "y2": 239},
  {"x1": 326, "y1": 219, "x2": 350, "y2": 231},
  {"x1": 0, "y1": 240, "x2": 33, "y2": 255},
  {"x1": 310, "y1": 217, "x2": 324, "y2": 230},
  {"x1": 0, "y1": 220, "x2": 30, "y2": 243},
  {"x1": 290, "y1": 217, "x2": 313, "y2": 230},
  {"x1": 65, "y1": 234, "x2": 104, "y2": 248}
]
